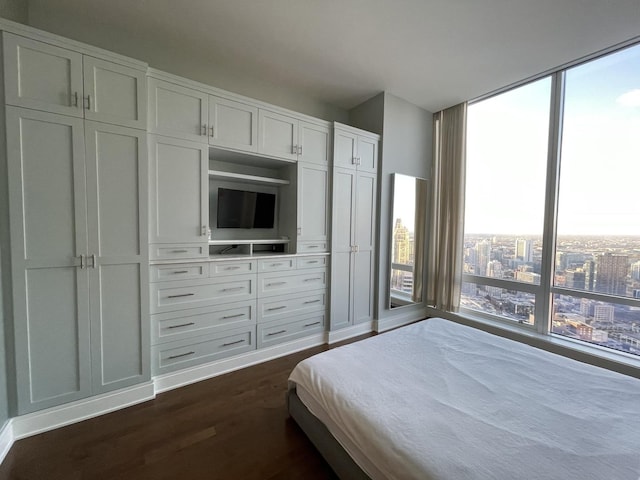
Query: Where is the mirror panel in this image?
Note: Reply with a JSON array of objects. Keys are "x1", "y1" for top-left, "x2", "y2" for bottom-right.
[{"x1": 389, "y1": 173, "x2": 428, "y2": 309}]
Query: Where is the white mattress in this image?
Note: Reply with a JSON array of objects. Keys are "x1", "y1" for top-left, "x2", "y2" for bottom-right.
[{"x1": 288, "y1": 318, "x2": 640, "y2": 480}]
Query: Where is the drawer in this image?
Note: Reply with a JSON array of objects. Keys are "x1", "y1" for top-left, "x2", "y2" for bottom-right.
[
  {"x1": 257, "y1": 269, "x2": 327, "y2": 297},
  {"x1": 296, "y1": 256, "x2": 328, "y2": 269},
  {"x1": 257, "y1": 290, "x2": 326, "y2": 322},
  {"x1": 210, "y1": 259, "x2": 257, "y2": 276},
  {"x1": 150, "y1": 274, "x2": 256, "y2": 314},
  {"x1": 150, "y1": 243, "x2": 208, "y2": 261},
  {"x1": 152, "y1": 326, "x2": 256, "y2": 375},
  {"x1": 258, "y1": 312, "x2": 326, "y2": 349},
  {"x1": 151, "y1": 300, "x2": 256, "y2": 345},
  {"x1": 257, "y1": 257, "x2": 295, "y2": 273},
  {"x1": 297, "y1": 242, "x2": 328, "y2": 253},
  {"x1": 150, "y1": 262, "x2": 208, "y2": 282}
]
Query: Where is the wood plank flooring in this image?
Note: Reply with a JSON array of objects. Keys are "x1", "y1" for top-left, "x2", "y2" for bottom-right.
[{"x1": 0, "y1": 334, "x2": 372, "y2": 480}]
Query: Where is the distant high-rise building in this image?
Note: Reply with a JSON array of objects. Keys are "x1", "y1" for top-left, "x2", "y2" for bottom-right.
[
  {"x1": 565, "y1": 269, "x2": 586, "y2": 290},
  {"x1": 557, "y1": 252, "x2": 588, "y2": 271},
  {"x1": 580, "y1": 298, "x2": 594, "y2": 317},
  {"x1": 486, "y1": 260, "x2": 503, "y2": 278},
  {"x1": 515, "y1": 239, "x2": 533, "y2": 263},
  {"x1": 595, "y1": 253, "x2": 628, "y2": 296},
  {"x1": 392, "y1": 218, "x2": 412, "y2": 265},
  {"x1": 584, "y1": 260, "x2": 595, "y2": 291},
  {"x1": 593, "y1": 303, "x2": 615, "y2": 323},
  {"x1": 475, "y1": 240, "x2": 491, "y2": 276},
  {"x1": 631, "y1": 261, "x2": 640, "y2": 281}
]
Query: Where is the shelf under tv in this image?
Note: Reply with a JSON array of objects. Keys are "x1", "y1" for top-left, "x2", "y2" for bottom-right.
[{"x1": 208, "y1": 238, "x2": 290, "y2": 257}]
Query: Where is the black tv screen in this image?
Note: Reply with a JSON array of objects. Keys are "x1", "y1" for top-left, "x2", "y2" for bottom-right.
[{"x1": 217, "y1": 188, "x2": 275, "y2": 229}]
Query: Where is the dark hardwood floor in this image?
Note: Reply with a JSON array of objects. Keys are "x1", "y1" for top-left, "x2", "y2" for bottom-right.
[{"x1": 0, "y1": 334, "x2": 373, "y2": 480}]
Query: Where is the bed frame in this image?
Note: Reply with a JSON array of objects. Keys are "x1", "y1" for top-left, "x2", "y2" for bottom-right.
[{"x1": 287, "y1": 388, "x2": 372, "y2": 480}]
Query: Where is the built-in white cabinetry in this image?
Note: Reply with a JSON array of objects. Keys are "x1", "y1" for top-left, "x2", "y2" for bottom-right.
[
  {"x1": 330, "y1": 124, "x2": 379, "y2": 330},
  {"x1": 148, "y1": 135, "x2": 209, "y2": 256},
  {"x1": 3, "y1": 32, "x2": 146, "y2": 129},
  {"x1": 297, "y1": 163, "x2": 330, "y2": 251},
  {"x1": 5, "y1": 107, "x2": 149, "y2": 414},
  {"x1": 333, "y1": 125, "x2": 378, "y2": 173},
  {"x1": 148, "y1": 76, "x2": 259, "y2": 152}
]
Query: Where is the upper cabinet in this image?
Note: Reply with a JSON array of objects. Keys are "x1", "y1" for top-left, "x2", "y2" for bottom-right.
[
  {"x1": 3, "y1": 32, "x2": 146, "y2": 129},
  {"x1": 333, "y1": 124, "x2": 378, "y2": 173},
  {"x1": 148, "y1": 77, "x2": 259, "y2": 152},
  {"x1": 258, "y1": 110, "x2": 330, "y2": 164}
]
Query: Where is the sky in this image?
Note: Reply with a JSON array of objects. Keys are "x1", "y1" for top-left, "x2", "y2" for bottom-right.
[{"x1": 464, "y1": 43, "x2": 640, "y2": 237}]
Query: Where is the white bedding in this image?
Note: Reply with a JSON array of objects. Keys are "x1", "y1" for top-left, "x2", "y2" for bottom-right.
[{"x1": 288, "y1": 318, "x2": 640, "y2": 480}]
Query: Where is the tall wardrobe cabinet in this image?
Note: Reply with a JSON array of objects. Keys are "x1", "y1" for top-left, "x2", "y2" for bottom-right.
[
  {"x1": 330, "y1": 123, "x2": 379, "y2": 330},
  {"x1": 2, "y1": 31, "x2": 149, "y2": 414}
]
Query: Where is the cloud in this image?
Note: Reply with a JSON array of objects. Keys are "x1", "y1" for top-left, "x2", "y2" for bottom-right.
[{"x1": 616, "y1": 89, "x2": 640, "y2": 107}]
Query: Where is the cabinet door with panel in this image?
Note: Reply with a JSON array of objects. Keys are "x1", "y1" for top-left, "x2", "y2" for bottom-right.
[
  {"x1": 84, "y1": 122, "x2": 149, "y2": 393},
  {"x1": 208, "y1": 96, "x2": 258, "y2": 152},
  {"x1": 333, "y1": 129, "x2": 358, "y2": 169},
  {"x1": 6, "y1": 107, "x2": 91, "y2": 413},
  {"x1": 149, "y1": 135, "x2": 209, "y2": 245},
  {"x1": 298, "y1": 121, "x2": 330, "y2": 165},
  {"x1": 258, "y1": 109, "x2": 298, "y2": 161},
  {"x1": 148, "y1": 78, "x2": 208, "y2": 143},
  {"x1": 3, "y1": 32, "x2": 146, "y2": 128},
  {"x1": 298, "y1": 163, "x2": 329, "y2": 246}
]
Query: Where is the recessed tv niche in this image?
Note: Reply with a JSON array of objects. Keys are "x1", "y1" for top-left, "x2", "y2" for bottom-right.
[{"x1": 216, "y1": 187, "x2": 276, "y2": 229}]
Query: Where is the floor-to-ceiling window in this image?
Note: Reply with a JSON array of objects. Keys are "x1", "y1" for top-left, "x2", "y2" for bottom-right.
[{"x1": 461, "y1": 42, "x2": 640, "y2": 358}]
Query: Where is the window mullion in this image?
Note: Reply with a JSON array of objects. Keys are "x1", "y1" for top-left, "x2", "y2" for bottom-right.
[{"x1": 536, "y1": 71, "x2": 566, "y2": 335}]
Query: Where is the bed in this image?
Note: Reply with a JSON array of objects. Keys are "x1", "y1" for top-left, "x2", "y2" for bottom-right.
[{"x1": 287, "y1": 317, "x2": 640, "y2": 480}]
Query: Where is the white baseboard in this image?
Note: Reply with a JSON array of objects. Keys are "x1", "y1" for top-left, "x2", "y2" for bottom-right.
[
  {"x1": 11, "y1": 382, "x2": 155, "y2": 440},
  {"x1": 154, "y1": 333, "x2": 326, "y2": 393},
  {"x1": 0, "y1": 420, "x2": 13, "y2": 464},
  {"x1": 327, "y1": 321, "x2": 374, "y2": 344}
]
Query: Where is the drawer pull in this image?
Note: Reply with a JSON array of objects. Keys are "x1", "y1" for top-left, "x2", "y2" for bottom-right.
[
  {"x1": 306, "y1": 261, "x2": 319, "y2": 264},
  {"x1": 222, "y1": 339, "x2": 246, "y2": 347},
  {"x1": 267, "y1": 329, "x2": 287, "y2": 337},
  {"x1": 304, "y1": 321, "x2": 321, "y2": 327},
  {"x1": 222, "y1": 313, "x2": 245, "y2": 319},
  {"x1": 267, "y1": 281, "x2": 287, "y2": 286},
  {"x1": 270, "y1": 263, "x2": 283, "y2": 267},
  {"x1": 167, "y1": 351, "x2": 195, "y2": 360},
  {"x1": 171, "y1": 249, "x2": 189, "y2": 253},
  {"x1": 267, "y1": 305, "x2": 287, "y2": 311},
  {"x1": 307, "y1": 245, "x2": 319, "y2": 249},
  {"x1": 224, "y1": 266, "x2": 240, "y2": 270},
  {"x1": 167, "y1": 293, "x2": 195, "y2": 299},
  {"x1": 172, "y1": 270, "x2": 190, "y2": 274},
  {"x1": 304, "y1": 299, "x2": 321, "y2": 304},
  {"x1": 304, "y1": 277, "x2": 322, "y2": 282},
  {"x1": 167, "y1": 322, "x2": 196, "y2": 329},
  {"x1": 222, "y1": 286, "x2": 245, "y2": 292}
]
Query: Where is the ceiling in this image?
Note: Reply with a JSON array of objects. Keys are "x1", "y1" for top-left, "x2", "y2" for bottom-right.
[{"x1": 26, "y1": 0, "x2": 640, "y2": 113}]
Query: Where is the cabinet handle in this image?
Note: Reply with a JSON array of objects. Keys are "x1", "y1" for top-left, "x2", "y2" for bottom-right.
[
  {"x1": 201, "y1": 225, "x2": 208, "y2": 236},
  {"x1": 222, "y1": 313, "x2": 245, "y2": 319},
  {"x1": 304, "y1": 299, "x2": 320, "y2": 304},
  {"x1": 224, "y1": 266, "x2": 240, "y2": 270},
  {"x1": 222, "y1": 286, "x2": 245, "y2": 292},
  {"x1": 202, "y1": 124, "x2": 207, "y2": 136},
  {"x1": 171, "y1": 270, "x2": 190, "y2": 274},
  {"x1": 306, "y1": 261, "x2": 319, "y2": 264},
  {"x1": 167, "y1": 293, "x2": 195, "y2": 299},
  {"x1": 210, "y1": 125, "x2": 214, "y2": 137},
  {"x1": 91, "y1": 253, "x2": 97, "y2": 269},
  {"x1": 222, "y1": 339, "x2": 246, "y2": 347},
  {"x1": 267, "y1": 330, "x2": 287, "y2": 336},
  {"x1": 168, "y1": 351, "x2": 195, "y2": 360},
  {"x1": 78, "y1": 254, "x2": 85, "y2": 269},
  {"x1": 352, "y1": 156, "x2": 358, "y2": 165},
  {"x1": 307, "y1": 245, "x2": 319, "y2": 249},
  {"x1": 172, "y1": 249, "x2": 189, "y2": 253},
  {"x1": 267, "y1": 281, "x2": 287, "y2": 286},
  {"x1": 304, "y1": 277, "x2": 322, "y2": 282},
  {"x1": 167, "y1": 322, "x2": 196, "y2": 329},
  {"x1": 298, "y1": 145, "x2": 303, "y2": 155},
  {"x1": 267, "y1": 305, "x2": 287, "y2": 311},
  {"x1": 304, "y1": 321, "x2": 321, "y2": 327},
  {"x1": 72, "y1": 91, "x2": 79, "y2": 107},
  {"x1": 270, "y1": 263, "x2": 283, "y2": 267},
  {"x1": 297, "y1": 227, "x2": 302, "y2": 235},
  {"x1": 291, "y1": 145, "x2": 296, "y2": 155}
]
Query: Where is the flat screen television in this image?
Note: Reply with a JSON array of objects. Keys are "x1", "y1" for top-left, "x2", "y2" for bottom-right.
[{"x1": 217, "y1": 188, "x2": 276, "y2": 229}]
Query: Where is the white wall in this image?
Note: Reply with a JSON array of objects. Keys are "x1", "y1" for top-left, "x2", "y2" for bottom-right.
[
  {"x1": 25, "y1": 3, "x2": 348, "y2": 123},
  {"x1": 0, "y1": 0, "x2": 27, "y2": 24},
  {"x1": 350, "y1": 93, "x2": 433, "y2": 326}
]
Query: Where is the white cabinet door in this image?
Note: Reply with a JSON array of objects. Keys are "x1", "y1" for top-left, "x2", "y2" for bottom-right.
[
  {"x1": 357, "y1": 135, "x2": 378, "y2": 173},
  {"x1": 258, "y1": 109, "x2": 298, "y2": 161},
  {"x1": 149, "y1": 135, "x2": 209, "y2": 244},
  {"x1": 333, "y1": 129, "x2": 357, "y2": 169},
  {"x1": 353, "y1": 172, "x2": 377, "y2": 324},
  {"x1": 209, "y1": 96, "x2": 258, "y2": 152},
  {"x1": 3, "y1": 32, "x2": 84, "y2": 117},
  {"x1": 6, "y1": 107, "x2": 91, "y2": 414},
  {"x1": 298, "y1": 164, "x2": 329, "y2": 243},
  {"x1": 331, "y1": 167, "x2": 356, "y2": 253},
  {"x1": 148, "y1": 78, "x2": 208, "y2": 143},
  {"x1": 83, "y1": 56, "x2": 146, "y2": 129},
  {"x1": 330, "y1": 251, "x2": 352, "y2": 330},
  {"x1": 299, "y1": 122, "x2": 330, "y2": 165},
  {"x1": 84, "y1": 122, "x2": 149, "y2": 393}
]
